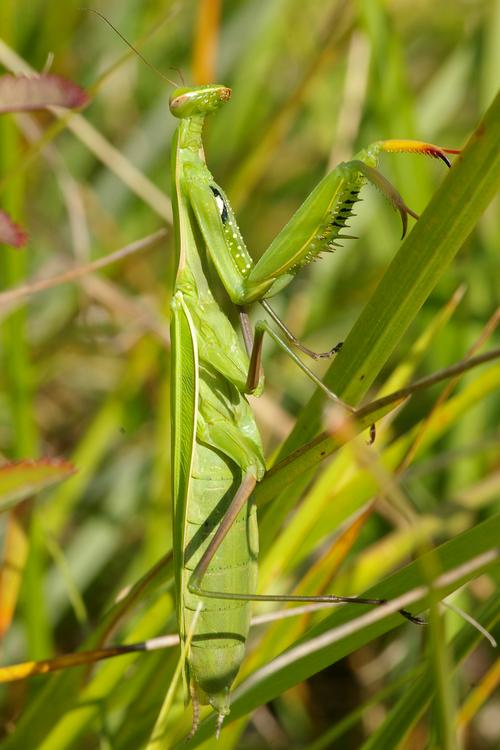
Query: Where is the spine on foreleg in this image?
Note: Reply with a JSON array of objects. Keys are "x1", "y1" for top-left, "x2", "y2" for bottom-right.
[{"x1": 183, "y1": 441, "x2": 258, "y2": 715}]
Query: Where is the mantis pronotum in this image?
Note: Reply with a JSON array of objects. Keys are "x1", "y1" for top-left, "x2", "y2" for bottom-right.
[{"x1": 169, "y1": 84, "x2": 458, "y2": 734}]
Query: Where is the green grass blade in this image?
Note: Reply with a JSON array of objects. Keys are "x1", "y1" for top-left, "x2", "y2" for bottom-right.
[
  {"x1": 0, "y1": 459, "x2": 75, "y2": 512},
  {"x1": 360, "y1": 593, "x2": 500, "y2": 750}
]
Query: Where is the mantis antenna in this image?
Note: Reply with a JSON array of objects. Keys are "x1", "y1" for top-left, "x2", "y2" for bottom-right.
[{"x1": 84, "y1": 7, "x2": 180, "y2": 88}]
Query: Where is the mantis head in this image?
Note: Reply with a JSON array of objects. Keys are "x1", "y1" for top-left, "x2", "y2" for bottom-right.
[{"x1": 169, "y1": 85, "x2": 232, "y2": 118}]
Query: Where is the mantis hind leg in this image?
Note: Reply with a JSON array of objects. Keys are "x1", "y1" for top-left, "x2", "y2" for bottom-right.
[{"x1": 189, "y1": 473, "x2": 423, "y2": 625}]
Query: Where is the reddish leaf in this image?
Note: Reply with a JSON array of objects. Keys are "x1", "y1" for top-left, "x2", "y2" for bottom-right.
[
  {"x1": 0, "y1": 458, "x2": 76, "y2": 512},
  {"x1": 0, "y1": 209, "x2": 28, "y2": 248},
  {"x1": 0, "y1": 74, "x2": 89, "y2": 114}
]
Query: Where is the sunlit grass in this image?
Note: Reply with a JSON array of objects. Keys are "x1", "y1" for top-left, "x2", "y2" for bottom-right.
[{"x1": 0, "y1": 1, "x2": 499, "y2": 748}]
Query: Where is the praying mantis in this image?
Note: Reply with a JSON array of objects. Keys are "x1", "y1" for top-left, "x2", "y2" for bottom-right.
[{"x1": 169, "y1": 83, "x2": 458, "y2": 735}]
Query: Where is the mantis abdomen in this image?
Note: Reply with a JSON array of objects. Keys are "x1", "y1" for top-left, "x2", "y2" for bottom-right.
[
  {"x1": 183, "y1": 442, "x2": 258, "y2": 714},
  {"x1": 171, "y1": 284, "x2": 264, "y2": 719}
]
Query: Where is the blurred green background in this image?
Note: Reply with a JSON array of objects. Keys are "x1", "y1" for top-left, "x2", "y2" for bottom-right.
[{"x1": 0, "y1": 1, "x2": 499, "y2": 748}]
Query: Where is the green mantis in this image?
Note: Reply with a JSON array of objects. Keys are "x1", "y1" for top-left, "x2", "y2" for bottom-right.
[{"x1": 169, "y1": 84, "x2": 458, "y2": 734}]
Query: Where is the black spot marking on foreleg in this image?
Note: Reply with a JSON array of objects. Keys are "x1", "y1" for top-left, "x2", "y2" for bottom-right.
[{"x1": 209, "y1": 185, "x2": 228, "y2": 223}]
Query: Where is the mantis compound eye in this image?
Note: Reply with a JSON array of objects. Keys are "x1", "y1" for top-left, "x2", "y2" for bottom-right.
[{"x1": 210, "y1": 186, "x2": 228, "y2": 223}]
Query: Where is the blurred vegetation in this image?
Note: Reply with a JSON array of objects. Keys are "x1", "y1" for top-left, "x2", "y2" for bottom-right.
[{"x1": 0, "y1": 1, "x2": 499, "y2": 748}]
